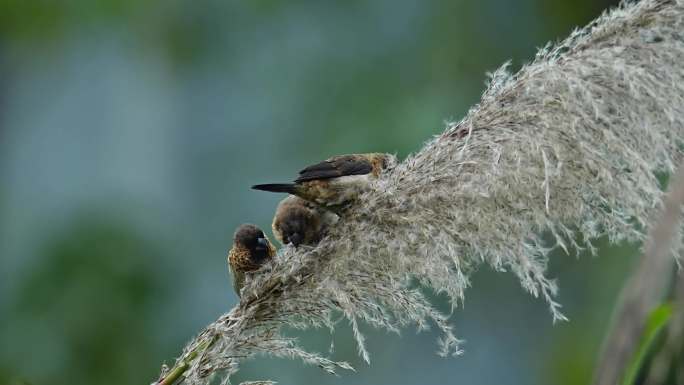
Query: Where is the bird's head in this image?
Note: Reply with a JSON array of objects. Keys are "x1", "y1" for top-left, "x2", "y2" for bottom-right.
[
  {"x1": 274, "y1": 203, "x2": 320, "y2": 247},
  {"x1": 279, "y1": 217, "x2": 306, "y2": 247},
  {"x1": 233, "y1": 224, "x2": 272, "y2": 261},
  {"x1": 368, "y1": 153, "x2": 397, "y2": 175}
]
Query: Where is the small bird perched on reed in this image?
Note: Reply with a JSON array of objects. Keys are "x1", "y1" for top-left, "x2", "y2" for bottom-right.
[
  {"x1": 272, "y1": 195, "x2": 339, "y2": 247},
  {"x1": 227, "y1": 224, "x2": 276, "y2": 297},
  {"x1": 252, "y1": 153, "x2": 395, "y2": 210}
]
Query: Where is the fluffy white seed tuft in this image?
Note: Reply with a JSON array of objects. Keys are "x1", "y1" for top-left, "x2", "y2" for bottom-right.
[{"x1": 162, "y1": 1, "x2": 684, "y2": 383}]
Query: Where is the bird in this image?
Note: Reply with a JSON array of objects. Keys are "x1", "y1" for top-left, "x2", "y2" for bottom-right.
[
  {"x1": 252, "y1": 153, "x2": 395, "y2": 210},
  {"x1": 227, "y1": 223, "x2": 276, "y2": 297},
  {"x1": 272, "y1": 195, "x2": 339, "y2": 247}
]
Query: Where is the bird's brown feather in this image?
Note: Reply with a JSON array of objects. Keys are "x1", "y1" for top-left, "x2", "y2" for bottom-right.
[
  {"x1": 295, "y1": 155, "x2": 373, "y2": 183},
  {"x1": 228, "y1": 244, "x2": 262, "y2": 272},
  {"x1": 227, "y1": 224, "x2": 277, "y2": 297},
  {"x1": 252, "y1": 153, "x2": 394, "y2": 209},
  {"x1": 272, "y1": 195, "x2": 338, "y2": 246}
]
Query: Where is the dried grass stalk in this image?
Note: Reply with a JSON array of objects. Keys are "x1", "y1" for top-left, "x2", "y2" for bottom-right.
[{"x1": 156, "y1": 1, "x2": 684, "y2": 383}]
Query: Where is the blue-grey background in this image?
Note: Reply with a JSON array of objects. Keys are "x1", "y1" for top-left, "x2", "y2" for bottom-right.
[{"x1": 0, "y1": 1, "x2": 632, "y2": 384}]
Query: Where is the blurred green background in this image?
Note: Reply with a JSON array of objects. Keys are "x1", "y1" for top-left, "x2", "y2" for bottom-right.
[{"x1": 0, "y1": 1, "x2": 635, "y2": 384}]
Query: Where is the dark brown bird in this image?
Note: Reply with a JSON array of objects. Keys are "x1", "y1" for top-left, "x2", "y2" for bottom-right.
[
  {"x1": 227, "y1": 224, "x2": 276, "y2": 296},
  {"x1": 252, "y1": 153, "x2": 394, "y2": 209},
  {"x1": 272, "y1": 195, "x2": 339, "y2": 247}
]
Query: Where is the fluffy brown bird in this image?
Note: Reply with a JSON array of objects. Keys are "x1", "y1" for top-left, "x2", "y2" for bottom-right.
[
  {"x1": 272, "y1": 195, "x2": 338, "y2": 247},
  {"x1": 252, "y1": 153, "x2": 394, "y2": 209},
  {"x1": 227, "y1": 224, "x2": 276, "y2": 296}
]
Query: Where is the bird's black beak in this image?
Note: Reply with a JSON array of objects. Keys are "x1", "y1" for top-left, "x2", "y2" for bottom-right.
[
  {"x1": 255, "y1": 237, "x2": 269, "y2": 251},
  {"x1": 289, "y1": 233, "x2": 302, "y2": 247}
]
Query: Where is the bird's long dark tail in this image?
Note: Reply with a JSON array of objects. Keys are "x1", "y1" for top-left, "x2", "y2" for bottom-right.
[{"x1": 252, "y1": 183, "x2": 297, "y2": 194}]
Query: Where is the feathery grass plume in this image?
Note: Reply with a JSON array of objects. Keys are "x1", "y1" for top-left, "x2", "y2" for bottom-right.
[{"x1": 156, "y1": 0, "x2": 684, "y2": 383}]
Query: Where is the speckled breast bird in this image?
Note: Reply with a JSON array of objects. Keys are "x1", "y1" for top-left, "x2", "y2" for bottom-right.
[
  {"x1": 227, "y1": 224, "x2": 276, "y2": 296},
  {"x1": 272, "y1": 195, "x2": 339, "y2": 247},
  {"x1": 252, "y1": 153, "x2": 395, "y2": 209}
]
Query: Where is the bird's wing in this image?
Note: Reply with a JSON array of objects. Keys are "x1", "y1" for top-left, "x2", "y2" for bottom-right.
[
  {"x1": 228, "y1": 261, "x2": 245, "y2": 296},
  {"x1": 295, "y1": 155, "x2": 372, "y2": 183}
]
